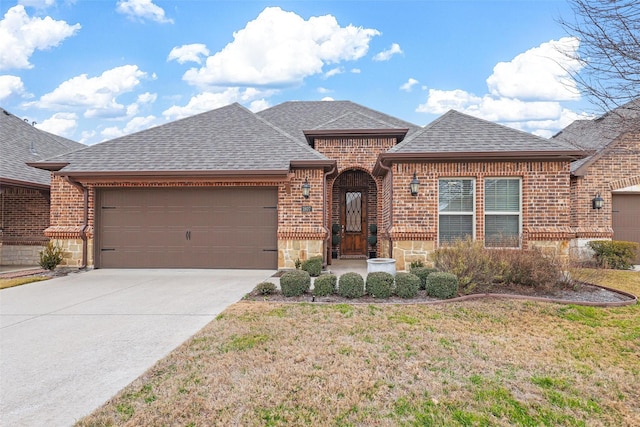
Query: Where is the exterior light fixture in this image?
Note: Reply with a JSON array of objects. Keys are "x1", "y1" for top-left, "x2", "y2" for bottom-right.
[
  {"x1": 302, "y1": 177, "x2": 311, "y2": 199},
  {"x1": 592, "y1": 193, "x2": 604, "y2": 210},
  {"x1": 409, "y1": 172, "x2": 420, "y2": 196}
]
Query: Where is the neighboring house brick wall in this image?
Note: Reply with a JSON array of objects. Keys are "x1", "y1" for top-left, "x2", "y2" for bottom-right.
[{"x1": 0, "y1": 186, "x2": 49, "y2": 265}]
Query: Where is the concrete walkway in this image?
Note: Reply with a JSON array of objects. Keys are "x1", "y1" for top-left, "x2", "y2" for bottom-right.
[{"x1": 0, "y1": 268, "x2": 273, "y2": 426}]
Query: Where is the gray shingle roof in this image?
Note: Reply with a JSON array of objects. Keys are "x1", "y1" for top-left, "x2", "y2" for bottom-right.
[
  {"x1": 1, "y1": 108, "x2": 84, "y2": 187},
  {"x1": 390, "y1": 110, "x2": 579, "y2": 154},
  {"x1": 38, "y1": 103, "x2": 328, "y2": 174},
  {"x1": 553, "y1": 101, "x2": 640, "y2": 173},
  {"x1": 257, "y1": 100, "x2": 421, "y2": 142}
]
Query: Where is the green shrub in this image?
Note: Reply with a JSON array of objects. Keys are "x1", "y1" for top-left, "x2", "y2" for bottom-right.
[
  {"x1": 395, "y1": 272, "x2": 420, "y2": 298},
  {"x1": 338, "y1": 272, "x2": 365, "y2": 298},
  {"x1": 410, "y1": 266, "x2": 439, "y2": 290},
  {"x1": 409, "y1": 260, "x2": 424, "y2": 269},
  {"x1": 588, "y1": 240, "x2": 639, "y2": 270},
  {"x1": 426, "y1": 272, "x2": 459, "y2": 299},
  {"x1": 39, "y1": 241, "x2": 63, "y2": 271},
  {"x1": 302, "y1": 256, "x2": 323, "y2": 277},
  {"x1": 431, "y1": 238, "x2": 496, "y2": 291},
  {"x1": 280, "y1": 270, "x2": 311, "y2": 297},
  {"x1": 254, "y1": 281, "x2": 277, "y2": 295},
  {"x1": 294, "y1": 258, "x2": 302, "y2": 269},
  {"x1": 365, "y1": 272, "x2": 394, "y2": 298},
  {"x1": 313, "y1": 274, "x2": 337, "y2": 296}
]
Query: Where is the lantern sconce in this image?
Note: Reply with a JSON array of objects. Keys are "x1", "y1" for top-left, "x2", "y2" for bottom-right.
[
  {"x1": 409, "y1": 172, "x2": 420, "y2": 197},
  {"x1": 302, "y1": 177, "x2": 311, "y2": 199},
  {"x1": 592, "y1": 193, "x2": 604, "y2": 210}
]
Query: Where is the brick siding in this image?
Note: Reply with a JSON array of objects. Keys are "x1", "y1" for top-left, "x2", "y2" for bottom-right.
[{"x1": 0, "y1": 186, "x2": 50, "y2": 244}]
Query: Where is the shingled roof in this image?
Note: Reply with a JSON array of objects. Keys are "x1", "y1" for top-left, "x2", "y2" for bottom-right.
[
  {"x1": 553, "y1": 101, "x2": 640, "y2": 174},
  {"x1": 388, "y1": 110, "x2": 583, "y2": 158},
  {"x1": 257, "y1": 100, "x2": 421, "y2": 143},
  {"x1": 33, "y1": 103, "x2": 331, "y2": 176},
  {"x1": 1, "y1": 108, "x2": 84, "y2": 188}
]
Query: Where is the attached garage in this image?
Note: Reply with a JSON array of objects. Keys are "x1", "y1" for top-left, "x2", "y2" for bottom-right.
[
  {"x1": 612, "y1": 193, "x2": 640, "y2": 263},
  {"x1": 96, "y1": 187, "x2": 278, "y2": 269}
]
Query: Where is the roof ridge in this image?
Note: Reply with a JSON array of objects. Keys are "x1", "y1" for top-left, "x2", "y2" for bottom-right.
[{"x1": 389, "y1": 110, "x2": 453, "y2": 152}]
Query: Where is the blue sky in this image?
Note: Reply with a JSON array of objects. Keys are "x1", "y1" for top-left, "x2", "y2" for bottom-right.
[{"x1": 1, "y1": 0, "x2": 596, "y2": 145}]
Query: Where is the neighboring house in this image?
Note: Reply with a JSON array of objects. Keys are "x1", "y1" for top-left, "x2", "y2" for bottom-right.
[
  {"x1": 0, "y1": 108, "x2": 85, "y2": 265},
  {"x1": 553, "y1": 102, "x2": 640, "y2": 263},
  {"x1": 29, "y1": 101, "x2": 584, "y2": 270}
]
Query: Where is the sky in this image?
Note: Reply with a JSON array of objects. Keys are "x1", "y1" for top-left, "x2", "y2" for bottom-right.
[{"x1": 0, "y1": 0, "x2": 598, "y2": 146}]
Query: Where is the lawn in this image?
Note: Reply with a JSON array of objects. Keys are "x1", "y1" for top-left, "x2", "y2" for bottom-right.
[
  {"x1": 0, "y1": 276, "x2": 49, "y2": 290},
  {"x1": 78, "y1": 270, "x2": 639, "y2": 426}
]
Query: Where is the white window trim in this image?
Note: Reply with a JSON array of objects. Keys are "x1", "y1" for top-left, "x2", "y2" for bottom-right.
[
  {"x1": 484, "y1": 177, "x2": 522, "y2": 248},
  {"x1": 437, "y1": 177, "x2": 476, "y2": 246}
]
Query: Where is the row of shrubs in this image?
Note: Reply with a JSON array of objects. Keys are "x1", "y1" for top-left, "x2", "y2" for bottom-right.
[{"x1": 255, "y1": 268, "x2": 459, "y2": 300}]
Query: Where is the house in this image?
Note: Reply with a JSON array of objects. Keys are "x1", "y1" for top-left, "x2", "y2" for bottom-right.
[
  {"x1": 0, "y1": 108, "x2": 85, "y2": 265},
  {"x1": 28, "y1": 101, "x2": 585, "y2": 270},
  {"x1": 553, "y1": 102, "x2": 640, "y2": 262}
]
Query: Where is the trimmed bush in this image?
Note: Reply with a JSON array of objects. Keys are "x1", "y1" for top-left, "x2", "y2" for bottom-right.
[
  {"x1": 395, "y1": 272, "x2": 420, "y2": 298},
  {"x1": 39, "y1": 241, "x2": 63, "y2": 271},
  {"x1": 254, "y1": 281, "x2": 277, "y2": 295},
  {"x1": 588, "y1": 240, "x2": 639, "y2": 270},
  {"x1": 410, "y1": 266, "x2": 439, "y2": 290},
  {"x1": 313, "y1": 274, "x2": 337, "y2": 296},
  {"x1": 426, "y1": 272, "x2": 459, "y2": 299},
  {"x1": 280, "y1": 270, "x2": 311, "y2": 297},
  {"x1": 338, "y1": 272, "x2": 365, "y2": 298},
  {"x1": 302, "y1": 256, "x2": 323, "y2": 277},
  {"x1": 497, "y1": 248, "x2": 561, "y2": 290},
  {"x1": 431, "y1": 238, "x2": 496, "y2": 290},
  {"x1": 366, "y1": 271, "x2": 394, "y2": 298}
]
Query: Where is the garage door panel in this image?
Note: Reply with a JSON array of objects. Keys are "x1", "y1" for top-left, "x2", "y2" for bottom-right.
[{"x1": 98, "y1": 187, "x2": 277, "y2": 269}]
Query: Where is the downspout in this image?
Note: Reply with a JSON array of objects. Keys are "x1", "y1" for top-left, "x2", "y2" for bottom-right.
[
  {"x1": 377, "y1": 160, "x2": 393, "y2": 259},
  {"x1": 323, "y1": 165, "x2": 336, "y2": 266},
  {"x1": 64, "y1": 176, "x2": 88, "y2": 269}
]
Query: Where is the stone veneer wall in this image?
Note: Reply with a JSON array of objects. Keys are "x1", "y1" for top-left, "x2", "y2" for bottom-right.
[
  {"x1": 278, "y1": 239, "x2": 323, "y2": 269},
  {"x1": 0, "y1": 243, "x2": 45, "y2": 265}
]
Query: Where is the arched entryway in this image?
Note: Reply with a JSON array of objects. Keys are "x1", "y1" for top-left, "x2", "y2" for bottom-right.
[{"x1": 330, "y1": 169, "x2": 378, "y2": 259}]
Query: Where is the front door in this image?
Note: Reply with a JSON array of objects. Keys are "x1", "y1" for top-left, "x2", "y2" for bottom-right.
[{"x1": 341, "y1": 190, "x2": 367, "y2": 256}]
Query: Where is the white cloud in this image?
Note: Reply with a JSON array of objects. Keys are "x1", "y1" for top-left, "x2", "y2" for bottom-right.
[
  {"x1": 317, "y1": 87, "x2": 332, "y2": 94},
  {"x1": 0, "y1": 5, "x2": 80, "y2": 70},
  {"x1": 417, "y1": 38, "x2": 588, "y2": 136},
  {"x1": 400, "y1": 78, "x2": 419, "y2": 92},
  {"x1": 116, "y1": 0, "x2": 173, "y2": 24},
  {"x1": 373, "y1": 43, "x2": 402, "y2": 61},
  {"x1": 486, "y1": 37, "x2": 582, "y2": 101},
  {"x1": 101, "y1": 115, "x2": 157, "y2": 140},
  {"x1": 325, "y1": 67, "x2": 343, "y2": 78},
  {"x1": 162, "y1": 87, "x2": 275, "y2": 120},
  {"x1": 167, "y1": 44, "x2": 210, "y2": 64},
  {"x1": 248, "y1": 99, "x2": 270, "y2": 112},
  {"x1": 182, "y1": 7, "x2": 379, "y2": 88},
  {"x1": 19, "y1": 0, "x2": 56, "y2": 8},
  {"x1": 36, "y1": 112, "x2": 77, "y2": 137},
  {"x1": 33, "y1": 65, "x2": 148, "y2": 118},
  {"x1": 0, "y1": 75, "x2": 26, "y2": 100},
  {"x1": 321, "y1": 97, "x2": 335, "y2": 101},
  {"x1": 350, "y1": 68, "x2": 361, "y2": 74}
]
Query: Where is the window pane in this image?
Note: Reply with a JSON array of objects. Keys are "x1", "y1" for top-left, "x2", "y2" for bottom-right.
[
  {"x1": 485, "y1": 179, "x2": 519, "y2": 212},
  {"x1": 485, "y1": 215, "x2": 519, "y2": 247},
  {"x1": 439, "y1": 179, "x2": 474, "y2": 212},
  {"x1": 345, "y1": 191, "x2": 362, "y2": 232},
  {"x1": 439, "y1": 215, "x2": 473, "y2": 244}
]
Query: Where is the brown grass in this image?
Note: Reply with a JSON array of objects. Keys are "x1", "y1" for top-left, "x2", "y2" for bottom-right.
[
  {"x1": 77, "y1": 269, "x2": 640, "y2": 426},
  {"x1": 0, "y1": 276, "x2": 49, "y2": 290}
]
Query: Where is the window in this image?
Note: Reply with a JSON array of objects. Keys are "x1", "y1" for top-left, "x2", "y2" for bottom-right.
[
  {"x1": 484, "y1": 178, "x2": 521, "y2": 247},
  {"x1": 438, "y1": 179, "x2": 474, "y2": 244}
]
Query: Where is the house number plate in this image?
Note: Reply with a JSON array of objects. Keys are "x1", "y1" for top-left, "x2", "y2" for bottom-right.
[{"x1": 301, "y1": 206, "x2": 313, "y2": 212}]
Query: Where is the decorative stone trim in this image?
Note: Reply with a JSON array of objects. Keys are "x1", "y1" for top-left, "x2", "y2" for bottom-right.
[
  {"x1": 572, "y1": 227, "x2": 613, "y2": 238},
  {"x1": 44, "y1": 226, "x2": 96, "y2": 239},
  {"x1": 608, "y1": 175, "x2": 640, "y2": 191},
  {"x1": 524, "y1": 226, "x2": 574, "y2": 240},
  {"x1": 0, "y1": 238, "x2": 48, "y2": 245},
  {"x1": 278, "y1": 227, "x2": 327, "y2": 240}
]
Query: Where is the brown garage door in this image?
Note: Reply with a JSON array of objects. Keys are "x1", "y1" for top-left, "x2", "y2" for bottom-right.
[
  {"x1": 612, "y1": 194, "x2": 640, "y2": 264},
  {"x1": 96, "y1": 187, "x2": 278, "y2": 269}
]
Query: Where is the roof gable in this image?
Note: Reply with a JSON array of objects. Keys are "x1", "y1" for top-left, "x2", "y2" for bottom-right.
[
  {"x1": 390, "y1": 110, "x2": 580, "y2": 156},
  {"x1": 0, "y1": 108, "x2": 84, "y2": 187},
  {"x1": 33, "y1": 103, "x2": 330, "y2": 175},
  {"x1": 257, "y1": 100, "x2": 421, "y2": 143}
]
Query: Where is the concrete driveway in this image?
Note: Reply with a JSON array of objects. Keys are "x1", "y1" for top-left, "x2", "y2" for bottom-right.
[{"x1": 0, "y1": 268, "x2": 273, "y2": 426}]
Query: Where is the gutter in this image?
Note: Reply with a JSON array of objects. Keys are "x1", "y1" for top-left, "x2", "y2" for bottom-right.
[
  {"x1": 323, "y1": 164, "x2": 337, "y2": 266},
  {"x1": 64, "y1": 176, "x2": 88, "y2": 269},
  {"x1": 376, "y1": 160, "x2": 393, "y2": 259}
]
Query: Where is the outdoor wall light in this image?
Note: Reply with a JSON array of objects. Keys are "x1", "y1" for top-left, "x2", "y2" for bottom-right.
[
  {"x1": 409, "y1": 172, "x2": 420, "y2": 196},
  {"x1": 592, "y1": 193, "x2": 604, "y2": 210},
  {"x1": 302, "y1": 177, "x2": 311, "y2": 199}
]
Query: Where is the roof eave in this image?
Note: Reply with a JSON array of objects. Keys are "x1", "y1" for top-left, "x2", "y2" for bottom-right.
[
  {"x1": 0, "y1": 178, "x2": 50, "y2": 191},
  {"x1": 26, "y1": 162, "x2": 70, "y2": 171},
  {"x1": 49, "y1": 169, "x2": 292, "y2": 180},
  {"x1": 303, "y1": 128, "x2": 410, "y2": 146},
  {"x1": 289, "y1": 159, "x2": 337, "y2": 171},
  {"x1": 374, "y1": 150, "x2": 587, "y2": 176}
]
